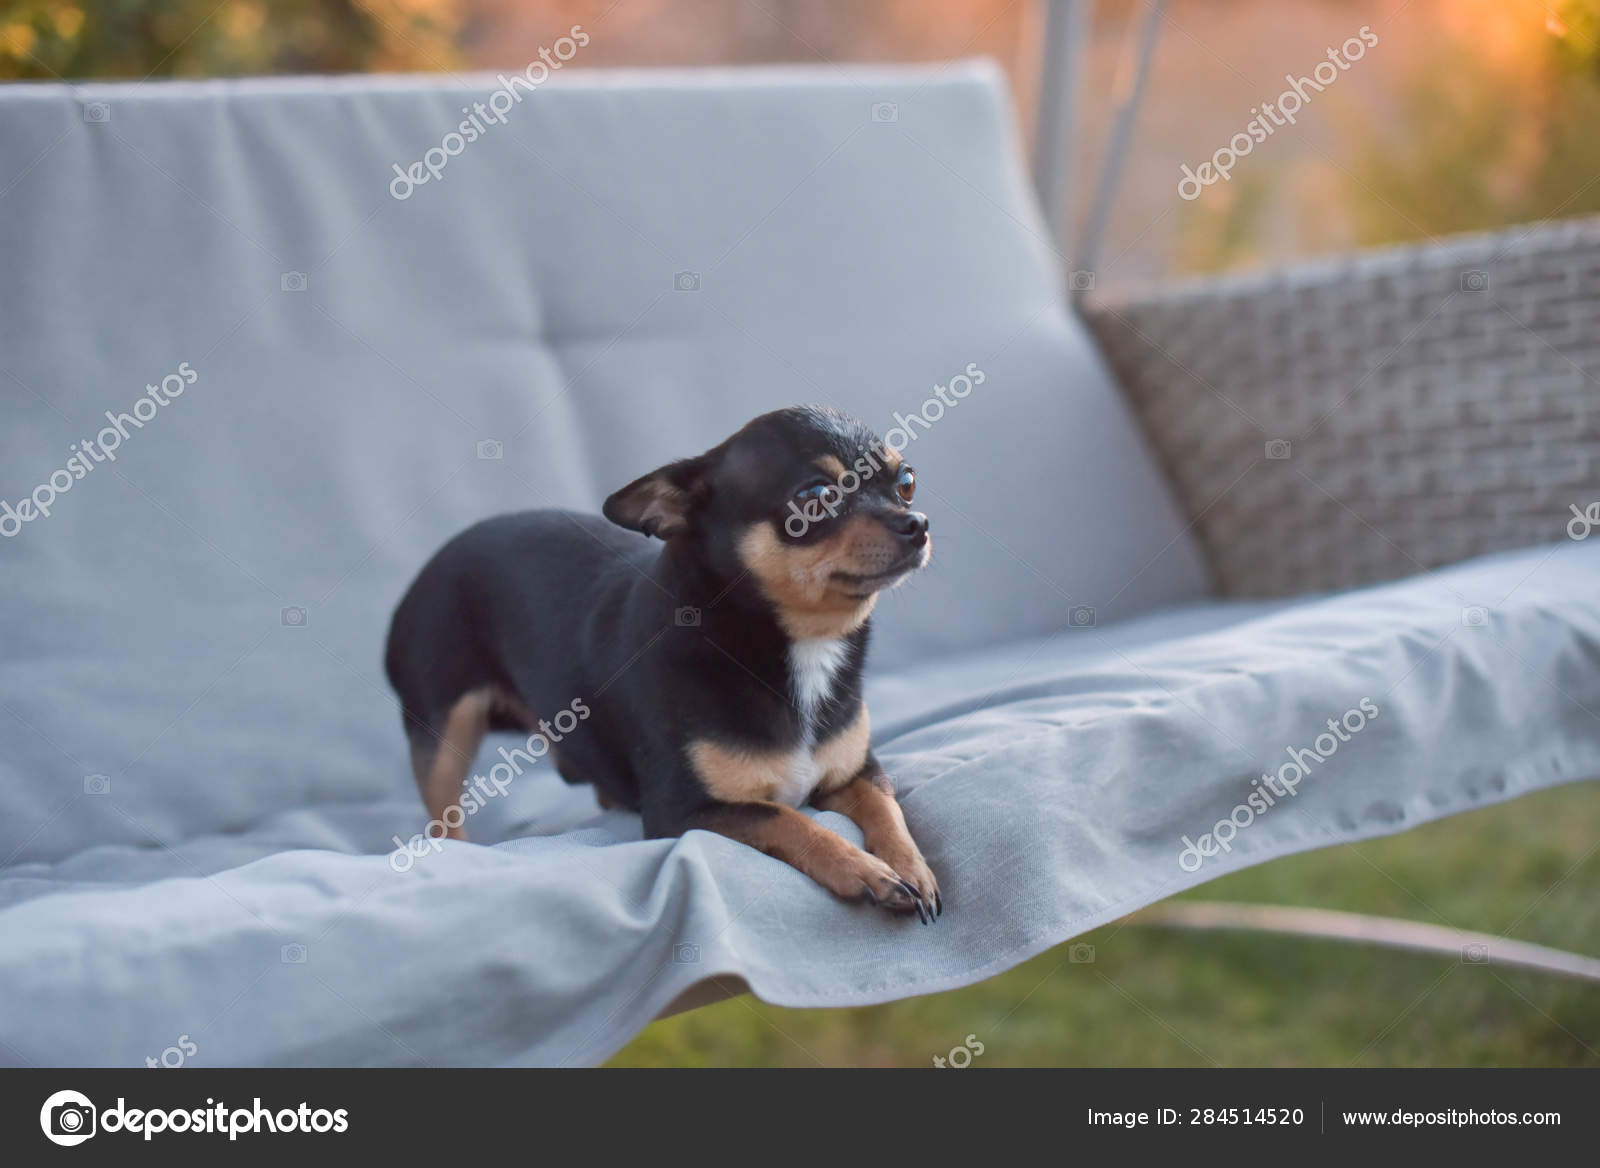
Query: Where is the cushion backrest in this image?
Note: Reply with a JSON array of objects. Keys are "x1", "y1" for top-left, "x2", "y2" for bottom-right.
[{"x1": 0, "y1": 62, "x2": 1207, "y2": 862}]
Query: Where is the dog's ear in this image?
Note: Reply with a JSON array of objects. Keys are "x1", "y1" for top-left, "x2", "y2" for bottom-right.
[{"x1": 602, "y1": 455, "x2": 711, "y2": 540}]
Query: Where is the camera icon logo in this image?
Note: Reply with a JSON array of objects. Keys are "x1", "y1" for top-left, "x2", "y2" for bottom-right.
[
  {"x1": 673, "y1": 270, "x2": 701, "y2": 292},
  {"x1": 40, "y1": 1090, "x2": 97, "y2": 1146},
  {"x1": 1461, "y1": 605, "x2": 1488, "y2": 627},
  {"x1": 1069, "y1": 605, "x2": 1096, "y2": 628},
  {"x1": 477, "y1": 439, "x2": 503, "y2": 460},
  {"x1": 1069, "y1": 269, "x2": 1096, "y2": 292},
  {"x1": 281, "y1": 943, "x2": 308, "y2": 964},
  {"x1": 1068, "y1": 943, "x2": 1096, "y2": 964},
  {"x1": 83, "y1": 102, "x2": 111, "y2": 124},
  {"x1": 870, "y1": 102, "x2": 899, "y2": 123},
  {"x1": 281, "y1": 606, "x2": 307, "y2": 627},
  {"x1": 280, "y1": 271, "x2": 308, "y2": 293},
  {"x1": 672, "y1": 943, "x2": 700, "y2": 963},
  {"x1": 674, "y1": 606, "x2": 701, "y2": 627},
  {"x1": 1461, "y1": 942, "x2": 1490, "y2": 964},
  {"x1": 84, "y1": 773, "x2": 111, "y2": 795},
  {"x1": 1265, "y1": 439, "x2": 1292, "y2": 460},
  {"x1": 1460, "y1": 270, "x2": 1489, "y2": 293}
]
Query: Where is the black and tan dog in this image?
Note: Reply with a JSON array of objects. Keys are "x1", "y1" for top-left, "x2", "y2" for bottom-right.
[{"x1": 384, "y1": 405, "x2": 940, "y2": 920}]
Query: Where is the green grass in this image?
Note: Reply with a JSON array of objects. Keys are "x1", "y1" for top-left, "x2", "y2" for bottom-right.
[{"x1": 610, "y1": 782, "x2": 1600, "y2": 1067}]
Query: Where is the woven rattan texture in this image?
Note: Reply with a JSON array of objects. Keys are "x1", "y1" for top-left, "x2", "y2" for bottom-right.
[{"x1": 1084, "y1": 216, "x2": 1600, "y2": 596}]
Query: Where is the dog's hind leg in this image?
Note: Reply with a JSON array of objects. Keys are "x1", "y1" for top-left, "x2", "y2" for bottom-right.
[{"x1": 407, "y1": 689, "x2": 492, "y2": 840}]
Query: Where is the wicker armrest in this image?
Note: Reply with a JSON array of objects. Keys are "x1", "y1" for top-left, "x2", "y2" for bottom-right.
[{"x1": 1081, "y1": 216, "x2": 1600, "y2": 597}]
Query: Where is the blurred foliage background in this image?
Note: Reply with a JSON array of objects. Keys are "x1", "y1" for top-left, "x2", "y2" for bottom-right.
[
  {"x1": 1349, "y1": 0, "x2": 1600, "y2": 243},
  {"x1": 1177, "y1": 0, "x2": 1600, "y2": 274},
  {"x1": 5, "y1": 1, "x2": 1600, "y2": 286},
  {"x1": 0, "y1": 1, "x2": 464, "y2": 77}
]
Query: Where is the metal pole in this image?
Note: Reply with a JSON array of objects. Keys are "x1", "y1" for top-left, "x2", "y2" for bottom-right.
[
  {"x1": 1074, "y1": 0, "x2": 1168, "y2": 301},
  {"x1": 1032, "y1": 0, "x2": 1089, "y2": 262},
  {"x1": 1127, "y1": 901, "x2": 1600, "y2": 984}
]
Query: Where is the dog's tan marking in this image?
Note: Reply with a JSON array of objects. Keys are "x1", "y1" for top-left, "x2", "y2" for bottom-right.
[
  {"x1": 813, "y1": 768, "x2": 939, "y2": 910},
  {"x1": 693, "y1": 803, "x2": 924, "y2": 909},
  {"x1": 812, "y1": 703, "x2": 870, "y2": 795},
  {"x1": 689, "y1": 703, "x2": 868, "y2": 808},
  {"x1": 815, "y1": 454, "x2": 847, "y2": 479},
  {"x1": 688, "y1": 739, "x2": 795, "y2": 804},
  {"x1": 414, "y1": 689, "x2": 492, "y2": 840},
  {"x1": 486, "y1": 685, "x2": 535, "y2": 729},
  {"x1": 779, "y1": 597, "x2": 878, "y2": 641},
  {"x1": 736, "y1": 521, "x2": 885, "y2": 640}
]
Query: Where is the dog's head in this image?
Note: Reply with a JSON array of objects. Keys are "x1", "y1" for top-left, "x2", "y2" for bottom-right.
[{"x1": 602, "y1": 405, "x2": 930, "y2": 638}]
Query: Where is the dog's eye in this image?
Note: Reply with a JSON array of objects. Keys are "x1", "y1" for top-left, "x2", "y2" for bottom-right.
[
  {"x1": 895, "y1": 466, "x2": 916, "y2": 504},
  {"x1": 794, "y1": 481, "x2": 841, "y2": 508}
]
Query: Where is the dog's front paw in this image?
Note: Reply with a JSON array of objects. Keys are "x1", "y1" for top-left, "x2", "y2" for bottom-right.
[
  {"x1": 831, "y1": 850, "x2": 934, "y2": 922},
  {"x1": 880, "y1": 849, "x2": 940, "y2": 923},
  {"x1": 854, "y1": 851, "x2": 940, "y2": 924}
]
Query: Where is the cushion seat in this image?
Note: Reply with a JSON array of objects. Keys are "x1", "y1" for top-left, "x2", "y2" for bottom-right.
[{"x1": 2, "y1": 540, "x2": 1595, "y2": 1064}]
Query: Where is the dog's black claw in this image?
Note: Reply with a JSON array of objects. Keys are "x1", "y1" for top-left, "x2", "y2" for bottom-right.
[
  {"x1": 934, "y1": 891, "x2": 943, "y2": 917},
  {"x1": 897, "y1": 879, "x2": 927, "y2": 923}
]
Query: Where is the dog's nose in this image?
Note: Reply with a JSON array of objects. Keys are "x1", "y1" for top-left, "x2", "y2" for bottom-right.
[{"x1": 887, "y1": 511, "x2": 929, "y2": 540}]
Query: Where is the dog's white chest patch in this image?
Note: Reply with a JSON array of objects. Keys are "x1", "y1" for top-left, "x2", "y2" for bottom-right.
[
  {"x1": 788, "y1": 637, "x2": 850, "y2": 733},
  {"x1": 771, "y1": 747, "x2": 824, "y2": 808},
  {"x1": 771, "y1": 638, "x2": 850, "y2": 807}
]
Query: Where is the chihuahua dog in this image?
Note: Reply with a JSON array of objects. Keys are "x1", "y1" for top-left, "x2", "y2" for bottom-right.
[{"x1": 384, "y1": 405, "x2": 940, "y2": 920}]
